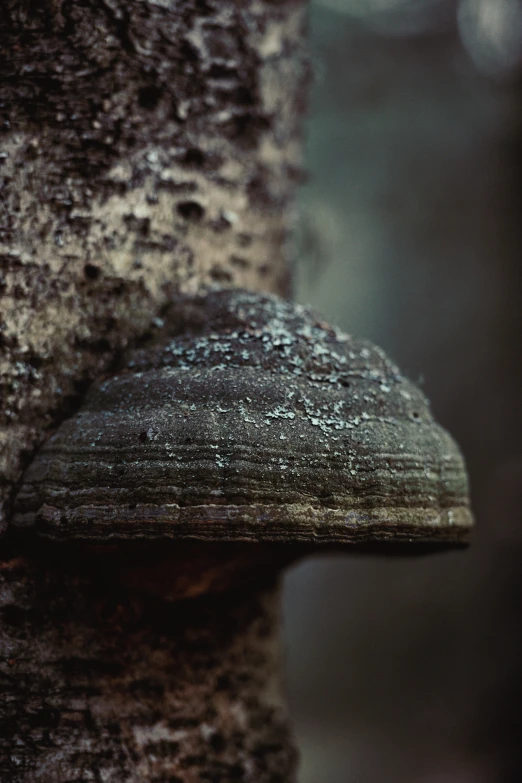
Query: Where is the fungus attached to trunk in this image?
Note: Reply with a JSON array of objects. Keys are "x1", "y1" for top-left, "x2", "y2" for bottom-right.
[
  {"x1": 14, "y1": 288, "x2": 472, "y2": 547},
  {"x1": 2, "y1": 288, "x2": 473, "y2": 781}
]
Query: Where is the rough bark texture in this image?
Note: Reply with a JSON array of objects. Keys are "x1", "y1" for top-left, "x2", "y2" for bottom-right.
[
  {"x1": 0, "y1": 556, "x2": 296, "y2": 782},
  {"x1": 0, "y1": 0, "x2": 308, "y2": 529},
  {"x1": 0, "y1": 1, "x2": 308, "y2": 779}
]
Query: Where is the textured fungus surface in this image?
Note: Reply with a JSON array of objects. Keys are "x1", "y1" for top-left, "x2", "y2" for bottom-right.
[{"x1": 14, "y1": 288, "x2": 473, "y2": 545}]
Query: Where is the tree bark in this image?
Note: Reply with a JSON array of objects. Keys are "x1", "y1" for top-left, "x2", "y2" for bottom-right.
[
  {"x1": 0, "y1": 0, "x2": 308, "y2": 528},
  {"x1": 0, "y1": 1, "x2": 309, "y2": 779},
  {"x1": 0, "y1": 554, "x2": 296, "y2": 782}
]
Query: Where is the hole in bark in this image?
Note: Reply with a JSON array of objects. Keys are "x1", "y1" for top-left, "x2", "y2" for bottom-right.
[
  {"x1": 209, "y1": 732, "x2": 226, "y2": 753},
  {"x1": 227, "y1": 763, "x2": 245, "y2": 780},
  {"x1": 210, "y1": 267, "x2": 232, "y2": 283},
  {"x1": 177, "y1": 201, "x2": 205, "y2": 221},
  {"x1": 224, "y1": 113, "x2": 271, "y2": 148},
  {"x1": 247, "y1": 175, "x2": 272, "y2": 207},
  {"x1": 180, "y1": 755, "x2": 207, "y2": 769},
  {"x1": 229, "y1": 255, "x2": 250, "y2": 270},
  {"x1": 216, "y1": 674, "x2": 231, "y2": 691},
  {"x1": 30, "y1": 708, "x2": 60, "y2": 730},
  {"x1": 183, "y1": 147, "x2": 205, "y2": 167},
  {"x1": 233, "y1": 85, "x2": 255, "y2": 106},
  {"x1": 129, "y1": 678, "x2": 166, "y2": 698},
  {"x1": 124, "y1": 215, "x2": 150, "y2": 236},
  {"x1": 208, "y1": 64, "x2": 237, "y2": 80},
  {"x1": 59, "y1": 657, "x2": 124, "y2": 677},
  {"x1": 236, "y1": 233, "x2": 252, "y2": 248},
  {"x1": 195, "y1": 0, "x2": 213, "y2": 14},
  {"x1": 138, "y1": 85, "x2": 162, "y2": 110},
  {"x1": 2, "y1": 604, "x2": 27, "y2": 627},
  {"x1": 84, "y1": 264, "x2": 100, "y2": 281},
  {"x1": 180, "y1": 38, "x2": 200, "y2": 66}
]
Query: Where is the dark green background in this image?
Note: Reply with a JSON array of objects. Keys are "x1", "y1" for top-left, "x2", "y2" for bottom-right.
[{"x1": 285, "y1": 3, "x2": 522, "y2": 781}]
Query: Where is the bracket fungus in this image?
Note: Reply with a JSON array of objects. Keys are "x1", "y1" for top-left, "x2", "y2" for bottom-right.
[
  {"x1": 14, "y1": 287, "x2": 472, "y2": 549},
  {"x1": 4, "y1": 288, "x2": 473, "y2": 781}
]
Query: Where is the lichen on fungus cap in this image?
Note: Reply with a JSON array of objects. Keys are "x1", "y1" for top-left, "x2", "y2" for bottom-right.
[{"x1": 13, "y1": 288, "x2": 473, "y2": 546}]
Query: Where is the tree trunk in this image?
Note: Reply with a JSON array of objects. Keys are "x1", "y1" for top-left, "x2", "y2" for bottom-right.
[
  {"x1": 0, "y1": 0, "x2": 308, "y2": 527},
  {"x1": 0, "y1": 554, "x2": 296, "y2": 782},
  {"x1": 0, "y1": 1, "x2": 309, "y2": 779}
]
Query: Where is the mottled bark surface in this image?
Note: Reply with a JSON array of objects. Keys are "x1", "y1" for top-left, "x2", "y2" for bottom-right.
[
  {"x1": 0, "y1": 556, "x2": 296, "y2": 782},
  {"x1": 0, "y1": 0, "x2": 308, "y2": 529},
  {"x1": 0, "y1": 1, "x2": 308, "y2": 779}
]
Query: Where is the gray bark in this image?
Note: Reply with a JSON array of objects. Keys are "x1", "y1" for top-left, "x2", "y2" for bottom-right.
[
  {"x1": 0, "y1": 0, "x2": 308, "y2": 527},
  {"x1": 0, "y1": 553, "x2": 296, "y2": 782},
  {"x1": 0, "y1": 1, "x2": 309, "y2": 779}
]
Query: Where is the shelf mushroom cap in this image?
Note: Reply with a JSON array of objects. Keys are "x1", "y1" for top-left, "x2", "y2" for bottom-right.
[{"x1": 13, "y1": 289, "x2": 473, "y2": 547}]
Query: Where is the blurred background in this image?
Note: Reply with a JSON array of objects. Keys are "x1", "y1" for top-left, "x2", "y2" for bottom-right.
[{"x1": 283, "y1": 1, "x2": 522, "y2": 781}]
